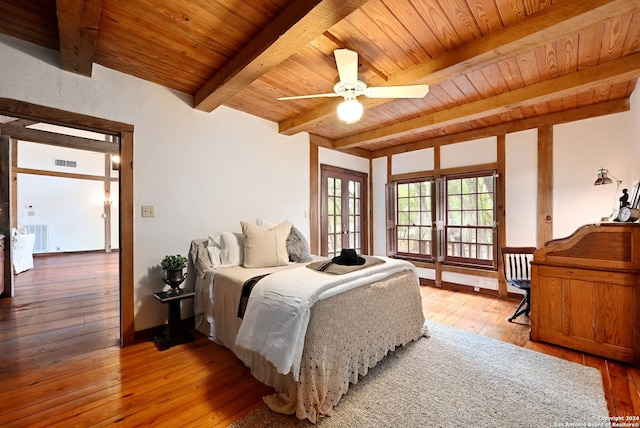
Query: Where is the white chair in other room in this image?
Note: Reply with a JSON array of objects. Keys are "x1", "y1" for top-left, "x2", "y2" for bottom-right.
[{"x1": 12, "y1": 228, "x2": 35, "y2": 274}]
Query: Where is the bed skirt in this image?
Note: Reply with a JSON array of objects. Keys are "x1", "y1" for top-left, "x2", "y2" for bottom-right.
[
  {"x1": 194, "y1": 266, "x2": 426, "y2": 423},
  {"x1": 272, "y1": 269, "x2": 427, "y2": 422}
]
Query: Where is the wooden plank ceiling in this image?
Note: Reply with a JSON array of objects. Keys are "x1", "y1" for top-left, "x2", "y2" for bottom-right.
[{"x1": 1, "y1": 0, "x2": 639, "y2": 157}]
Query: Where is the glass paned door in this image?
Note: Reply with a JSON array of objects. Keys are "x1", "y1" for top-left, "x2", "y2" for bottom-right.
[{"x1": 321, "y1": 165, "x2": 367, "y2": 258}]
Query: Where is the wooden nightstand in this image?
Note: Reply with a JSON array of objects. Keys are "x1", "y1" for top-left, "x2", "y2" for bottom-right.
[{"x1": 153, "y1": 290, "x2": 195, "y2": 351}]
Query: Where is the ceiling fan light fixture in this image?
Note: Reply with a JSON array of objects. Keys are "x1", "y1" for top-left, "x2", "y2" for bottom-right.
[{"x1": 337, "y1": 98, "x2": 363, "y2": 124}]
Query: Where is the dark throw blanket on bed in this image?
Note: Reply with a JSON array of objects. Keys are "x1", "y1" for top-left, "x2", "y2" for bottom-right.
[{"x1": 237, "y1": 273, "x2": 271, "y2": 318}]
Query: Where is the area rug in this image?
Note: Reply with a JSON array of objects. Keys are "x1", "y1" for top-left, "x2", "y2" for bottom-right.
[{"x1": 229, "y1": 322, "x2": 610, "y2": 427}]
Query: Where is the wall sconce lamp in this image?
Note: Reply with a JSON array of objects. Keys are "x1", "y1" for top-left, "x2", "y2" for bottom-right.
[
  {"x1": 104, "y1": 190, "x2": 112, "y2": 207},
  {"x1": 594, "y1": 167, "x2": 622, "y2": 220},
  {"x1": 111, "y1": 154, "x2": 121, "y2": 171},
  {"x1": 593, "y1": 168, "x2": 620, "y2": 186}
]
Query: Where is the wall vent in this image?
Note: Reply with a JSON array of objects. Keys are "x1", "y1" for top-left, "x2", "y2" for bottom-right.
[
  {"x1": 54, "y1": 159, "x2": 77, "y2": 168},
  {"x1": 23, "y1": 224, "x2": 49, "y2": 253}
]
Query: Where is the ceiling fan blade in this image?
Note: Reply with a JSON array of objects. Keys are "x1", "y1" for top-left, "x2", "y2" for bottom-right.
[
  {"x1": 364, "y1": 84, "x2": 430, "y2": 99},
  {"x1": 278, "y1": 93, "x2": 339, "y2": 101},
  {"x1": 334, "y1": 49, "x2": 359, "y2": 85}
]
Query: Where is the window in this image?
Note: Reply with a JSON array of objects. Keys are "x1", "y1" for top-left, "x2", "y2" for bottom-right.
[
  {"x1": 395, "y1": 179, "x2": 434, "y2": 261},
  {"x1": 390, "y1": 171, "x2": 497, "y2": 269},
  {"x1": 445, "y1": 173, "x2": 495, "y2": 267}
]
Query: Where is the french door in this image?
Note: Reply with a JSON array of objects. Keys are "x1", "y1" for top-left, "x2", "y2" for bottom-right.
[{"x1": 320, "y1": 165, "x2": 368, "y2": 258}]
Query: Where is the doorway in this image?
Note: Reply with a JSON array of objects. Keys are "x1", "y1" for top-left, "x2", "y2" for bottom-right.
[
  {"x1": 0, "y1": 97, "x2": 134, "y2": 345},
  {"x1": 320, "y1": 164, "x2": 368, "y2": 257}
]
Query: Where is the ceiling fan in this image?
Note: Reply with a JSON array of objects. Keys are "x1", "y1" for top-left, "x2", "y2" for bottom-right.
[{"x1": 278, "y1": 49, "x2": 429, "y2": 124}]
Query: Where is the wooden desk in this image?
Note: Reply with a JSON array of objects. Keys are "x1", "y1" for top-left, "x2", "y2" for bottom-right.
[{"x1": 531, "y1": 222, "x2": 639, "y2": 366}]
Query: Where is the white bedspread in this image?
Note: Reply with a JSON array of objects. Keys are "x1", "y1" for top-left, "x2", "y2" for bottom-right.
[{"x1": 235, "y1": 257, "x2": 416, "y2": 380}]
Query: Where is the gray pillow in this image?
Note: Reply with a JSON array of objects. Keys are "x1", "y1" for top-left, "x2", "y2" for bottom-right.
[
  {"x1": 287, "y1": 225, "x2": 312, "y2": 263},
  {"x1": 189, "y1": 238, "x2": 213, "y2": 278}
]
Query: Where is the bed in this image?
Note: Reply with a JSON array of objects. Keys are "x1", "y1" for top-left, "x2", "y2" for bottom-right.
[{"x1": 189, "y1": 221, "x2": 427, "y2": 423}]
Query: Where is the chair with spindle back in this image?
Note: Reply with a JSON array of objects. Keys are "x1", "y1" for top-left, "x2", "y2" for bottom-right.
[{"x1": 501, "y1": 246, "x2": 536, "y2": 323}]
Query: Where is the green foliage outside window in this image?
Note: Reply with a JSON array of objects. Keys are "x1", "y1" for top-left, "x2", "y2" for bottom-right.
[
  {"x1": 394, "y1": 172, "x2": 496, "y2": 267},
  {"x1": 396, "y1": 180, "x2": 433, "y2": 258}
]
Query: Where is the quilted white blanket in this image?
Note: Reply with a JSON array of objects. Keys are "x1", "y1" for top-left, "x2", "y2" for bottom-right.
[{"x1": 234, "y1": 257, "x2": 416, "y2": 380}]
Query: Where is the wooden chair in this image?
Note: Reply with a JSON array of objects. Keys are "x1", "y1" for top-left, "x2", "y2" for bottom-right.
[{"x1": 501, "y1": 246, "x2": 536, "y2": 323}]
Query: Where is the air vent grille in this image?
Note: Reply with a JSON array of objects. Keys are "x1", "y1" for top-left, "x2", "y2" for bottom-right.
[
  {"x1": 54, "y1": 159, "x2": 77, "y2": 168},
  {"x1": 23, "y1": 224, "x2": 49, "y2": 253}
]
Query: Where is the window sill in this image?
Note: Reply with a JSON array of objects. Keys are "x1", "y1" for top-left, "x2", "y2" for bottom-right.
[{"x1": 392, "y1": 256, "x2": 498, "y2": 278}]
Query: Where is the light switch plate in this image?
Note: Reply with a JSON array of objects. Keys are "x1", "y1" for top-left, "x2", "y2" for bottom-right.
[{"x1": 141, "y1": 205, "x2": 155, "y2": 217}]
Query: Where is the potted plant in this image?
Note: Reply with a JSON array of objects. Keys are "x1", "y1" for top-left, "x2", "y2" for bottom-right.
[
  {"x1": 161, "y1": 254, "x2": 188, "y2": 295},
  {"x1": 161, "y1": 254, "x2": 188, "y2": 270}
]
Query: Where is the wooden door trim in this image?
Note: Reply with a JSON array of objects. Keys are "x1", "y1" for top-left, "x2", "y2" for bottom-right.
[
  {"x1": 309, "y1": 143, "x2": 319, "y2": 255},
  {"x1": 0, "y1": 136, "x2": 11, "y2": 296},
  {"x1": 537, "y1": 125, "x2": 553, "y2": 247},
  {"x1": 320, "y1": 164, "x2": 369, "y2": 256},
  {"x1": 0, "y1": 97, "x2": 135, "y2": 346}
]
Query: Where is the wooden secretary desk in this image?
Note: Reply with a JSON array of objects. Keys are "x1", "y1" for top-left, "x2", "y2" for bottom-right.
[{"x1": 530, "y1": 222, "x2": 639, "y2": 366}]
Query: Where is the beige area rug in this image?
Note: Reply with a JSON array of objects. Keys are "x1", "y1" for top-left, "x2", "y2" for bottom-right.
[{"x1": 229, "y1": 322, "x2": 611, "y2": 428}]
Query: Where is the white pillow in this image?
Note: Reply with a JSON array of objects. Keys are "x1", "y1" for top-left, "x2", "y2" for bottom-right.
[
  {"x1": 219, "y1": 232, "x2": 244, "y2": 267},
  {"x1": 206, "y1": 234, "x2": 222, "y2": 268},
  {"x1": 241, "y1": 220, "x2": 291, "y2": 268}
]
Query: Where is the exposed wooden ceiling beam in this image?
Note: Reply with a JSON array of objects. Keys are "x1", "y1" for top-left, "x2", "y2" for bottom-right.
[
  {"x1": 16, "y1": 167, "x2": 118, "y2": 182},
  {"x1": 0, "y1": 97, "x2": 133, "y2": 134},
  {"x1": 0, "y1": 124, "x2": 118, "y2": 154},
  {"x1": 0, "y1": 117, "x2": 36, "y2": 127},
  {"x1": 370, "y1": 98, "x2": 631, "y2": 159},
  {"x1": 55, "y1": 0, "x2": 102, "y2": 77},
  {"x1": 193, "y1": 0, "x2": 369, "y2": 112},
  {"x1": 333, "y1": 52, "x2": 640, "y2": 149},
  {"x1": 278, "y1": 0, "x2": 640, "y2": 136},
  {"x1": 7, "y1": 118, "x2": 38, "y2": 127}
]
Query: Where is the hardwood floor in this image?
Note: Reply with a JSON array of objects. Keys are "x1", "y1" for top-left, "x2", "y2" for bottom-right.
[
  {"x1": 0, "y1": 252, "x2": 120, "y2": 372},
  {"x1": 0, "y1": 253, "x2": 638, "y2": 427},
  {"x1": 423, "y1": 286, "x2": 640, "y2": 419}
]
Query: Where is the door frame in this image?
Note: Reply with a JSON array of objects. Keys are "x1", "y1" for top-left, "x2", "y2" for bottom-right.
[
  {"x1": 0, "y1": 97, "x2": 135, "y2": 346},
  {"x1": 0, "y1": 135, "x2": 10, "y2": 295},
  {"x1": 320, "y1": 164, "x2": 368, "y2": 257}
]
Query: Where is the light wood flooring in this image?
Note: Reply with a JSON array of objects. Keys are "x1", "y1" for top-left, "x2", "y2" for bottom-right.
[{"x1": 0, "y1": 252, "x2": 638, "y2": 427}]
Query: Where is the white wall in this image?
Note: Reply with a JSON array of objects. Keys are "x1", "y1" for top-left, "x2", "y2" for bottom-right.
[
  {"x1": 0, "y1": 34, "x2": 309, "y2": 331},
  {"x1": 631, "y1": 89, "x2": 640, "y2": 180},
  {"x1": 319, "y1": 147, "x2": 368, "y2": 173},
  {"x1": 16, "y1": 140, "x2": 118, "y2": 252},
  {"x1": 505, "y1": 129, "x2": 537, "y2": 246},
  {"x1": 554, "y1": 113, "x2": 632, "y2": 238},
  {"x1": 17, "y1": 173, "x2": 106, "y2": 252},
  {"x1": 391, "y1": 148, "x2": 433, "y2": 174},
  {"x1": 440, "y1": 137, "x2": 497, "y2": 168}
]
